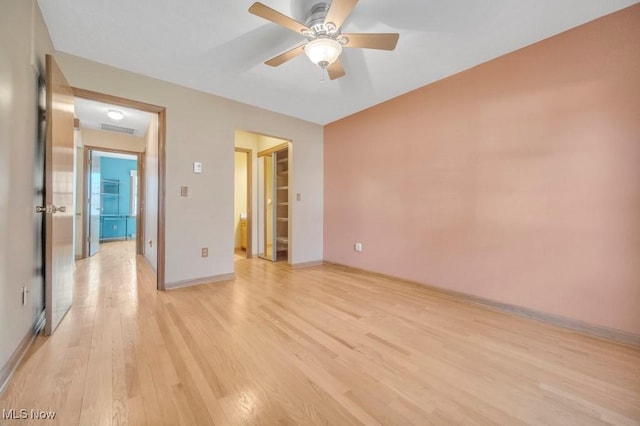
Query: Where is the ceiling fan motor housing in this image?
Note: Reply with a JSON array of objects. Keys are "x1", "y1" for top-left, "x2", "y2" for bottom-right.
[
  {"x1": 303, "y1": 2, "x2": 349, "y2": 47},
  {"x1": 305, "y1": 3, "x2": 338, "y2": 37}
]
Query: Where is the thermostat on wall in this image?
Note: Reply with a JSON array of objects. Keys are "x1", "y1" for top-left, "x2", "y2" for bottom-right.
[{"x1": 193, "y1": 162, "x2": 202, "y2": 173}]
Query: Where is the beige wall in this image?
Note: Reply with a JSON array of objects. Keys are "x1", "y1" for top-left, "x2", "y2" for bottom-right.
[
  {"x1": 324, "y1": 5, "x2": 640, "y2": 335},
  {"x1": 234, "y1": 152, "x2": 247, "y2": 249},
  {"x1": 81, "y1": 128, "x2": 145, "y2": 152},
  {"x1": 54, "y1": 52, "x2": 324, "y2": 286},
  {"x1": 144, "y1": 115, "x2": 159, "y2": 272},
  {"x1": 0, "y1": 0, "x2": 54, "y2": 370}
]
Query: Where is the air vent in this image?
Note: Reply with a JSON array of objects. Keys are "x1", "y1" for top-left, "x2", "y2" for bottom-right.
[{"x1": 100, "y1": 123, "x2": 135, "y2": 135}]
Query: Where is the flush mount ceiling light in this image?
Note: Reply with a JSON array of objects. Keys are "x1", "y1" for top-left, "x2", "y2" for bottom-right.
[
  {"x1": 107, "y1": 109, "x2": 124, "y2": 121},
  {"x1": 304, "y1": 38, "x2": 343, "y2": 69}
]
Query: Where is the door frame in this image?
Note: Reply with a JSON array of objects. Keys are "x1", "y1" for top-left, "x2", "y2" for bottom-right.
[
  {"x1": 73, "y1": 87, "x2": 167, "y2": 290},
  {"x1": 235, "y1": 148, "x2": 253, "y2": 259},
  {"x1": 82, "y1": 146, "x2": 144, "y2": 258}
]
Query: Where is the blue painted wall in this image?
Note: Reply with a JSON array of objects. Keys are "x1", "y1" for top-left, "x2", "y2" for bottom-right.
[{"x1": 100, "y1": 157, "x2": 137, "y2": 240}]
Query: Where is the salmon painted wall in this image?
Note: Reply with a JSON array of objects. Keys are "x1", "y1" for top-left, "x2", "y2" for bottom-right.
[{"x1": 324, "y1": 5, "x2": 640, "y2": 335}]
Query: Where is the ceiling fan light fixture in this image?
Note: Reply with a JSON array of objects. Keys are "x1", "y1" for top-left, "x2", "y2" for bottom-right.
[
  {"x1": 107, "y1": 109, "x2": 124, "y2": 121},
  {"x1": 304, "y1": 38, "x2": 342, "y2": 68}
]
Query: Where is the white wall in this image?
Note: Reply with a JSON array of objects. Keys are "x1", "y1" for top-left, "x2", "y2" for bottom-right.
[
  {"x1": 55, "y1": 52, "x2": 324, "y2": 286},
  {"x1": 0, "y1": 0, "x2": 53, "y2": 371},
  {"x1": 144, "y1": 115, "x2": 159, "y2": 272},
  {"x1": 233, "y1": 152, "x2": 247, "y2": 249},
  {"x1": 74, "y1": 132, "x2": 83, "y2": 259}
]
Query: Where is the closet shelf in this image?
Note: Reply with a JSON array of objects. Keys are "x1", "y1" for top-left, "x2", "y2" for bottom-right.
[{"x1": 259, "y1": 146, "x2": 288, "y2": 262}]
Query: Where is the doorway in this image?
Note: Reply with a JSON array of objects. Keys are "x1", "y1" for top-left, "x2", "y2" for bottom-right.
[
  {"x1": 40, "y1": 56, "x2": 166, "y2": 337},
  {"x1": 72, "y1": 88, "x2": 167, "y2": 290},
  {"x1": 83, "y1": 149, "x2": 140, "y2": 256},
  {"x1": 234, "y1": 130, "x2": 291, "y2": 264}
]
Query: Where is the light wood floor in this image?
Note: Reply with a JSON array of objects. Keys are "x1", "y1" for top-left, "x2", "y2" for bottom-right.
[{"x1": 1, "y1": 241, "x2": 639, "y2": 425}]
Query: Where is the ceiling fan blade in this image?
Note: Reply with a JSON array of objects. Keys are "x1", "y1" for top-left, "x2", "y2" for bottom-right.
[
  {"x1": 324, "y1": 0, "x2": 358, "y2": 29},
  {"x1": 327, "y1": 59, "x2": 346, "y2": 80},
  {"x1": 342, "y1": 33, "x2": 399, "y2": 50},
  {"x1": 249, "y1": 2, "x2": 310, "y2": 35},
  {"x1": 265, "y1": 43, "x2": 307, "y2": 67}
]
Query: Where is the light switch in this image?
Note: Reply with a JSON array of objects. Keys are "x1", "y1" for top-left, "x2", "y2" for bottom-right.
[
  {"x1": 296, "y1": 193, "x2": 301, "y2": 201},
  {"x1": 193, "y1": 162, "x2": 202, "y2": 173},
  {"x1": 180, "y1": 186, "x2": 188, "y2": 197}
]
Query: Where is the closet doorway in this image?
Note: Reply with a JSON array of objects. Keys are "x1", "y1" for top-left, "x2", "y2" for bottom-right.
[
  {"x1": 258, "y1": 142, "x2": 290, "y2": 262},
  {"x1": 234, "y1": 131, "x2": 291, "y2": 264}
]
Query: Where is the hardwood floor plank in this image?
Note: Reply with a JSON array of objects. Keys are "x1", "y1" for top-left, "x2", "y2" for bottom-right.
[{"x1": 1, "y1": 241, "x2": 639, "y2": 425}]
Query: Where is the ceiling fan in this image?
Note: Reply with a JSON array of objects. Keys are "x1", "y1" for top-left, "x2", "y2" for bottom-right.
[{"x1": 248, "y1": 0, "x2": 399, "y2": 80}]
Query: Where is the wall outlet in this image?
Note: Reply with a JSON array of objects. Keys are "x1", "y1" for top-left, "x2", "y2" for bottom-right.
[
  {"x1": 354, "y1": 242, "x2": 363, "y2": 252},
  {"x1": 180, "y1": 186, "x2": 188, "y2": 197},
  {"x1": 201, "y1": 247, "x2": 208, "y2": 257},
  {"x1": 296, "y1": 193, "x2": 301, "y2": 201},
  {"x1": 148, "y1": 240, "x2": 153, "y2": 248}
]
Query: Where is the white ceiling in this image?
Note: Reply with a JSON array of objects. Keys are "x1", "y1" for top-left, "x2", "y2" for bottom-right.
[
  {"x1": 40, "y1": 0, "x2": 637, "y2": 125},
  {"x1": 74, "y1": 97, "x2": 153, "y2": 137}
]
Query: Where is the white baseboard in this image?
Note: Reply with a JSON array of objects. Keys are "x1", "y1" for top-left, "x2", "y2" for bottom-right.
[
  {"x1": 166, "y1": 273, "x2": 235, "y2": 290},
  {"x1": 289, "y1": 260, "x2": 324, "y2": 269}
]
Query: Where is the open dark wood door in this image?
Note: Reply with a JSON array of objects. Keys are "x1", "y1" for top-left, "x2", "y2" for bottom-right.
[{"x1": 44, "y1": 54, "x2": 75, "y2": 335}]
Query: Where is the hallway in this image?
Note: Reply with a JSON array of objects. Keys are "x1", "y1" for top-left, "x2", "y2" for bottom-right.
[{"x1": 1, "y1": 242, "x2": 639, "y2": 424}]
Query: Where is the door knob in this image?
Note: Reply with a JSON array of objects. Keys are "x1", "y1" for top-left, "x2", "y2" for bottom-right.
[{"x1": 35, "y1": 205, "x2": 66, "y2": 214}]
